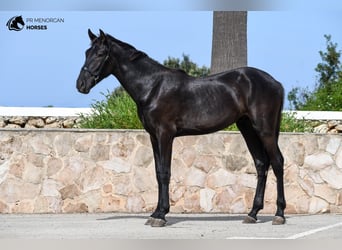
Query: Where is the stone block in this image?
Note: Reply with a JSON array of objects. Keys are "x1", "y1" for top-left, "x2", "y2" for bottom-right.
[
  {"x1": 309, "y1": 197, "x2": 329, "y2": 214},
  {"x1": 63, "y1": 201, "x2": 88, "y2": 213},
  {"x1": 200, "y1": 188, "x2": 216, "y2": 212},
  {"x1": 45, "y1": 117, "x2": 57, "y2": 124},
  {"x1": 54, "y1": 134, "x2": 73, "y2": 157},
  {"x1": 133, "y1": 167, "x2": 156, "y2": 192},
  {"x1": 0, "y1": 119, "x2": 6, "y2": 128},
  {"x1": 0, "y1": 178, "x2": 40, "y2": 203},
  {"x1": 224, "y1": 154, "x2": 249, "y2": 172},
  {"x1": 320, "y1": 167, "x2": 342, "y2": 189},
  {"x1": 0, "y1": 161, "x2": 9, "y2": 185},
  {"x1": 177, "y1": 147, "x2": 196, "y2": 168},
  {"x1": 314, "y1": 184, "x2": 337, "y2": 204},
  {"x1": 29, "y1": 135, "x2": 52, "y2": 155},
  {"x1": 285, "y1": 142, "x2": 305, "y2": 166},
  {"x1": 207, "y1": 168, "x2": 237, "y2": 188},
  {"x1": 326, "y1": 137, "x2": 341, "y2": 155},
  {"x1": 230, "y1": 196, "x2": 247, "y2": 213},
  {"x1": 79, "y1": 166, "x2": 105, "y2": 192},
  {"x1": 133, "y1": 146, "x2": 153, "y2": 167},
  {"x1": 41, "y1": 179, "x2": 61, "y2": 197},
  {"x1": 90, "y1": 145, "x2": 110, "y2": 161},
  {"x1": 193, "y1": 155, "x2": 217, "y2": 173},
  {"x1": 59, "y1": 184, "x2": 81, "y2": 200},
  {"x1": 111, "y1": 135, "x2": 136, "y2": 158},
  {"x1": 98, "y1": 158, "x2": 131, "y2": 173},
  {"x1": 183, "y1": 188, "x2": 200, "y2": 212},
  {"x1": 314, "y1": 124, "x2": 329, "y2": 133},
  {"x1": 238, "y1": 174, "x2": 257, "y2": 189},
  {"x1": 46, "y1": 157, "x2": 63, "y2": 177},
  {"x1": 185, "y1": 167, "x2": 206, "y2": 187},
  {"x1": 213, "y1": 187, "x2": 235, "y2": 212},
  {"x1": 75, "y1": 135, "x2": 92, "y2": 152},
  {"x1": 22, "y1": 162, "x2": 44, "y2": 184},
  {"x1": 297, "y1": 176, "x2": 314, "y2": 196},
  {"x1": 27, "y1": 118, "x2": 45, "y2": 128},
  {"x1": 9, "y1": 116, "x2": 27, "y2": 126},
  {"x1": 126, "y1": 195, "x2": 145, "y2": 212},
  {"x1": 170, "y1": 186, "x2": 185, "y2": 203},
  {"x1": 5, "y1": 124, "x2": 21, "y2": 128},
  {"x1": 62, "y1": 119, "x2": 75, "y2": 128},
  {"x1": 11, "y1": 200, "x2": 34, "y2": 213},
  {"x1": 101, "y1": 195, "x2": 124, "y2": 212},
  {"x1": 171, "y1": 158, "x2": 188, "y2": 183},
  {"x1": 112, "y1": 175, "x2": 133, "y2": 196},
  {"x1": 304, "y1": 153, "x2": 334, "y2": 170},
  {"x1": 102, "y1": 183, "x2": 113, "y2": 193},
  {"x1": 336, "y1": 147, "x2": 342, "y2": 169},
  {"x1": 0, "y1": 200, "x2": 9, "y2": 213}
]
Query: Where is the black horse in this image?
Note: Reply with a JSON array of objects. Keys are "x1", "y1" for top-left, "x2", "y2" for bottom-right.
[{"x1": 77, "y1": 29, "x2": 286, "y2": 227}]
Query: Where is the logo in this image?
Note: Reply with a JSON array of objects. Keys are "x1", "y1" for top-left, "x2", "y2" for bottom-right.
[
  {"x1": 6, "y1": 15, "x2": 64, "y2": 31},
  {"x1": 6, "y1": 15, "x2": 25, "y2": 31}
]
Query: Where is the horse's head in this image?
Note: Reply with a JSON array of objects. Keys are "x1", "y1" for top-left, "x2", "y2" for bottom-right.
[{"x1": 77, "y1": 29, "x2": 112, "y2": 94}]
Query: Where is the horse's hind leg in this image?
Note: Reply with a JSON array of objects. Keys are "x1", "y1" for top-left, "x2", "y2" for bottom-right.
[
  {"x1": 251, "y1": 111, "x2": 286, "y2": 225},
  {"x1": 237, "y1": 117, "x2": 270, "y2": 223},
  {"x1": 258, "y1": 135, "x2": 286, "y2": 225}
]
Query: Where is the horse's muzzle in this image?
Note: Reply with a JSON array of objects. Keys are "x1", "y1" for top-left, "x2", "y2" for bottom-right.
[{"x1": 76, "y1": 78, "x2": 91, "y2": 94}]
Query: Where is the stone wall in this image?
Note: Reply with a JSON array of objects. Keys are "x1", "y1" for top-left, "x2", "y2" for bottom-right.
[
  {"x1": 0, "y1": 116, "x2": 79, "y2": 129},
  {"x1": 0, "y1": 129, "x2": 341, "y2": 215}
]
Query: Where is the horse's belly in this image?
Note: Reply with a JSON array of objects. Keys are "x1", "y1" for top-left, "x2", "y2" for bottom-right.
[{"x1": 177, "y1": 102, "x2": 239, "y2": 134}]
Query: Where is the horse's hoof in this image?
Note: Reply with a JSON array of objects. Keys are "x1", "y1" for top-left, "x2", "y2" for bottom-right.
[
  {"x1": 242, "y1": 215, "x2": 257, "y2": 224},
  {"x1": 151, "y1": 218, "x2": 167, "y2": 227},
  {"x1": 144, "y1": 217, "x2": 154, "y2": 226},
  {"x1": 272, "y1": 216, "x2": 286, "y2": 225},
  {"x1": 145, "y1": 217, "x2": 167, "y2": 227}
]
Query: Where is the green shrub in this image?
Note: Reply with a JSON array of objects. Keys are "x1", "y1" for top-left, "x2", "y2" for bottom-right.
[
  {"x1": 78, "y1": 89, "x2": 143, "y2": 129},
  {"x1": 288, "y1": 35, "x2": 342, "y2": 111},
  {"x1": 280, "y1": 112, "x2": 314, "y2": 133}
]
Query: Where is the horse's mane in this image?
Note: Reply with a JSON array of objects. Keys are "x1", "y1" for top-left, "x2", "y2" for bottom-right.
[
  {"x1": 106, "y1": 34, "x2": 137, "y2": 51},
  {"x1": 105, "y1": 33, "x2": 182, "y2": 73}
]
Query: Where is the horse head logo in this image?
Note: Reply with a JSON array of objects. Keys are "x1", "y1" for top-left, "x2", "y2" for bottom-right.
[{"x1": 6, "y1": 16, "x2": 25, "y2": 31}]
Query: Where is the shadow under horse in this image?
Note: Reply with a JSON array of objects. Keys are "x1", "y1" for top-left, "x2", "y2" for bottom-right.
[{"x1": 76, "y1": 29, "x2": 286, "y2": 227}]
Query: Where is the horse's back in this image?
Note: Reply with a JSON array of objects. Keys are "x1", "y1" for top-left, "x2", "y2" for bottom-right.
[{"x1": 214, "y1": 67, "x2": 284, "y2": 107}]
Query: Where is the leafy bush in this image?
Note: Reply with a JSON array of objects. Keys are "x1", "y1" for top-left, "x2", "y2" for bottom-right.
[
  {"x1": 280, "y1": 112, "x2": 314, "y2": 133},
  {"x1": 163, "y1": 54, "x2": 210, "y2": 77},
  {"x1": 78, "y1": 89, "x2": 143, "y2": 129},
  {"x1": 288, "y1": 35, "x2": 342, "y2": 111}
]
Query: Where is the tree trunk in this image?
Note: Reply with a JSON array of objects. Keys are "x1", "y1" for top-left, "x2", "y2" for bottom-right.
[{"x1": 210, "y1": 11, "x2": 247, "y2": 74}]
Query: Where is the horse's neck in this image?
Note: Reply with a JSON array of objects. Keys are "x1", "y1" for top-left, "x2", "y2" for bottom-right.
[{"x1": 113, "y1": 56, "x2": 166, "y2": 105}]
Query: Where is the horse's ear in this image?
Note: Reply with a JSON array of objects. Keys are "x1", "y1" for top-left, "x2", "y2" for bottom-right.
[
  {"x1": 99, "y1": 29, "x2": 108, "y2": 45},
  {"x1": 88, "y1": 29, "x2": 97, "y2": 41},
  {"x1": 99, "y1": 29, "x2": 106, "y2": 38}
]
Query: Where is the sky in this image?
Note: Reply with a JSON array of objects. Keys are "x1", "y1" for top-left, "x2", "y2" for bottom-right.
[{"x1": 1, "y1": 1, "x2": 342, "y2": 109}]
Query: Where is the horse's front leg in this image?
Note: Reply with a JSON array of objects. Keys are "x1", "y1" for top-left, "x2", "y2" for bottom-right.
[{"x1": 145, "y1": 133, "x2": 174, "y2": 227}]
